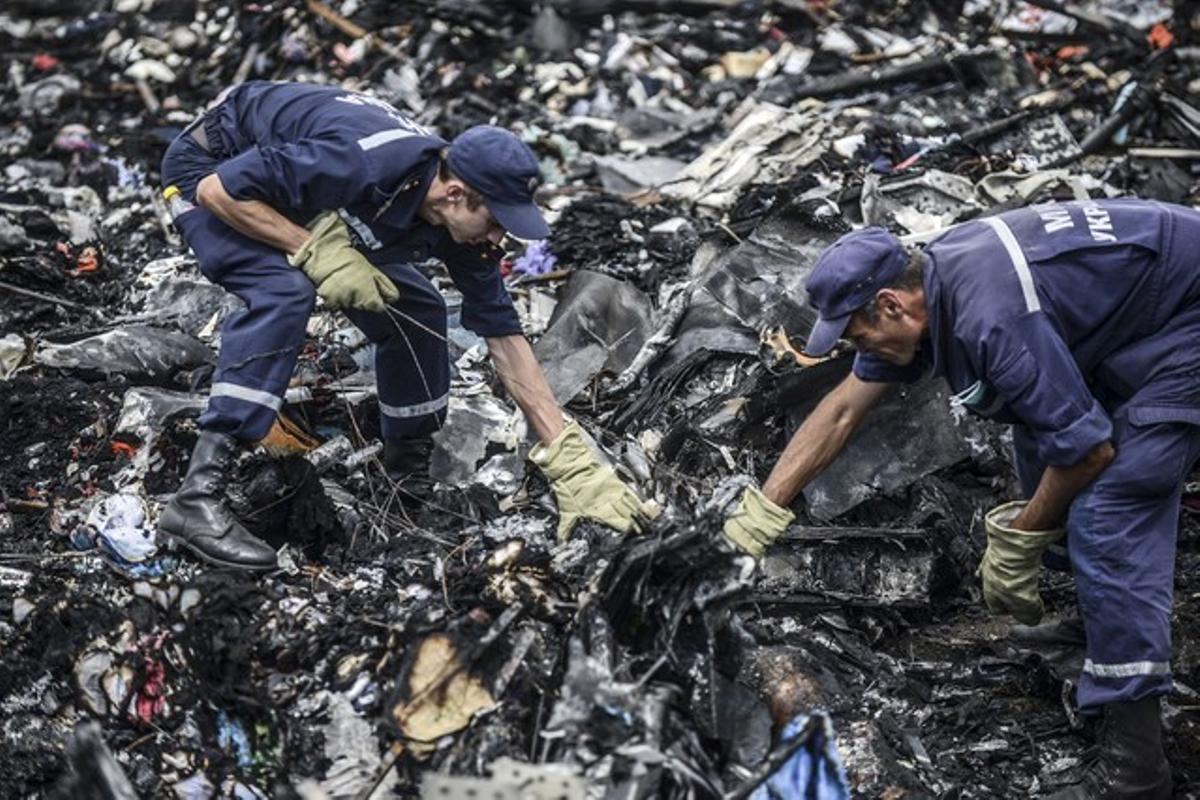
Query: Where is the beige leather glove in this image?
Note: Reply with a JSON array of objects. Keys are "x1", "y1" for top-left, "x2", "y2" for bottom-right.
[
  {"x1": 978, "y1": 500, "x2": 1065, "y2": 625},
  {"x1": 289, "y1": 212, "x2": 400, "y2": 312},
  {"x1": 722, "y1": 486, "x2": 794, "y2": 559},
  {"x1": 530, "y1": 421, "x2": 648, "y2": 540}
]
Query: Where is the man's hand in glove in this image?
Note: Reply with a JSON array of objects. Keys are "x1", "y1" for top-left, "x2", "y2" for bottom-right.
[
  {"x1": 978, "y1": 500, "x2": 1065, "y2": 625},
  {"x1": 722, "y1": 486, "x2": 795, "y2": 559},
  {"x1": 530, "y1": 420, "x2": 653, "y2": 540},
  {"x1": 289, "y1": 212, "x2": 399, "y2": 312}
]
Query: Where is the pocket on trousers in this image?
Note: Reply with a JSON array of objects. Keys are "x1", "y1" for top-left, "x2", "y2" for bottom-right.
[
  {"x1": 171, "y1": 206, "x2": 204, "y2": 245},
  {"x1": 1127, "y1": 405, "x2": 1200, "y2": 427},
  {"x1": 171, "y1": 208, "x2": 228, "y2": 282},
  {"x1": 1113, "y1": 405, "x2": 1200, "y2": 497}
]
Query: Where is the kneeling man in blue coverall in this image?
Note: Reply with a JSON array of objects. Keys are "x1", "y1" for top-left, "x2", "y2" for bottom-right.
[
  {"x1": 158, "y1": 81, "x2": 647, "y2": 570},
  {"x1": 721, "y1": 198, "x2": 1200, "y2": 799}
]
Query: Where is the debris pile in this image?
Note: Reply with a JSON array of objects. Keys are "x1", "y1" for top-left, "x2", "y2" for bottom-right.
[{"x1": 2, "y1": 0, "x2": 1200, "y2": 797}]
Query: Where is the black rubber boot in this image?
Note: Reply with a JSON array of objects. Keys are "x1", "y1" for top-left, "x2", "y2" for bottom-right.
[
  {"x1": 158, "y1": 430, "x2": 277, "y2": 570},
  {"x1": 1010, "y1": 615, "x2": 1087, "y2": 648},
  {"x1": 381, "y1": 438, "x2": 434, "y2": 482},
  {"x1": 1048, "y1": 697, "x2": 1172, "y2": 799}
]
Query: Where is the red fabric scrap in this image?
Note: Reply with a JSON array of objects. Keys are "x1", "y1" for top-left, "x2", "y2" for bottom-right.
[
  {"x1": 32, "y1": 53, "x2": 60, "y2": 71},
  {"x1": 135, "y1": 658, "x2": 167, "y2": 723}
]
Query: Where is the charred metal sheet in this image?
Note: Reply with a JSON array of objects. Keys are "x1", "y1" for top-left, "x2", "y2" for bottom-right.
[
  {"x1": 430, "y1": 390, "x2": 525, "y2": 488},
  {"x1": 986, "y1": 112, "x2": 1081, "y2": 169},
  {"x1": 658, "y1": 103, "x2": 829, "y2": 212},
  {"x1": 778, "y1": 357, "x2": 993, "y2": 521},
  {"x1": 422, "y1": 758, "x2": 587, "y2": 799},
  {"x1": 532, "y1": 270, "x2": 654, "y2": 403},
  {"x1": 861, "y1": 169, "x2": 982, "y2": 233},
  {"x1": 661, "y1": 204, "x2": 847, "y2": 369},
  {"x1": 756, "y1": 526, "x2": 935, "y2": 607},
  {"x1": 34, "y1": 325, "x2": 213, "y2": 380}
]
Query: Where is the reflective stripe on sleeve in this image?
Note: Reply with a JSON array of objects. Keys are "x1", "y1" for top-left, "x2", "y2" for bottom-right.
[
  {"x1": 357, "y1": 129, "x2": 417, "y2": 151},
  {"x1": 981, "y1": 216, "x2": 1041, "y2": 313}
]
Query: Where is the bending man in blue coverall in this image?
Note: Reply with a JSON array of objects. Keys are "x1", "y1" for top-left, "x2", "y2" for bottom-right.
[
  {"x1": 721, "y1": 198, "x2": 1200, "y2": 799},
  {"x1": 158, "y1": 81, "x2": 647, "y2": 570}
]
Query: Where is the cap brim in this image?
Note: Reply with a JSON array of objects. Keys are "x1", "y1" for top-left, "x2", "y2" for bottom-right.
[
  {"x1": 490, "y1": 200, "x2": 550, "y2": 241},
  {"x1": 804, "y1": 314, "x2": 851, "y2": 357}
]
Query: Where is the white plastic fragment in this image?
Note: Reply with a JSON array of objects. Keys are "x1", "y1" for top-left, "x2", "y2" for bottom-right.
[
  {"x1": 12, "y1": 597, "x2": 34, "y2": 624},
  {"x1": 86, "y1": 493, "x2": 157, "y2": 562},
  {"x1": 125, "y1": 59, "x2": 177, "y2": 83}
]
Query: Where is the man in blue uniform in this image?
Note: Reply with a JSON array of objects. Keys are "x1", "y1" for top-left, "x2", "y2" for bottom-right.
[
  {"x1": 159, "y1": 81, "x2": 647, "y2": 570},
  {"x1": 722, "y1": 199, "x2": 1200, "y2": 798}
]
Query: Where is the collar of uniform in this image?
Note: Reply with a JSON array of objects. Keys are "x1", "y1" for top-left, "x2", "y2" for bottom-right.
[{"x1": 373, "y1": 154, "x2": 440, "y2": 233}]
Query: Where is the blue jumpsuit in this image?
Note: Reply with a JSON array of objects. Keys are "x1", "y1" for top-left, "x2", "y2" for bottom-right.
[
  {"x1": 160, "y1": 81, "x2": 522, "y2": 443},
  {"x1": 856, "y1": 199, "x2": 1200, "y2": 711}
]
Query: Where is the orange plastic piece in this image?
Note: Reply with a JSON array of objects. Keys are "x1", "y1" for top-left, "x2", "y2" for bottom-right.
[
  {"x1": 73, "y1": 246, "x2": 101, "y2": 275},
  {"x1": 1055, "y1": 45, "x2": 1088, "y2": 61},
  {"x1": 111, "y1": 441, "x2": 138, "y2": 459},
  {"x1": 1148, "y1": 23, "x2": 1174, "y2": 50}
]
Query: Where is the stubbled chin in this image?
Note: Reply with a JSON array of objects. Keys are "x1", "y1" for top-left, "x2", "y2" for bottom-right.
[{"x1": 881, "y1": 349, "x2": 915, "y2": 366}]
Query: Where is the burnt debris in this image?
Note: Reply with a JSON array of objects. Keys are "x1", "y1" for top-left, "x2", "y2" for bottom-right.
[{"x1": 3, "y1": 0, "x2": 1200, "y2": 797}]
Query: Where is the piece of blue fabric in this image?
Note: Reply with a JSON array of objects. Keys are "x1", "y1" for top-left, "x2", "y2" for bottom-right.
[
  {"x1": 216, "y1": 710, "x2": 253, "y2": 768},
  {"x1": 512, "y1": 239, "x2": 558, "y2": 276},
  {"x1": 750, "y1": 711, "x2": 850, "y2": 800}
]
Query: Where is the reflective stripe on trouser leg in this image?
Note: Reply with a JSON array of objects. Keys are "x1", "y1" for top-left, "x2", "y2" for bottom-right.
[
  {"x1": 1068, "y1": 407, "x2": 1200, "y2": 710},
  {"x1": 342, "y1": 261, "x2": 449, "y2": 441},
  {"x1": 175, "y1": 206, "x2": 316, "y2": 441}
]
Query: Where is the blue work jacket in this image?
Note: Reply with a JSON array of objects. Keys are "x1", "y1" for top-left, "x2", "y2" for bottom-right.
[
  {"x1": 207, "y1": 80, "x2": 521, "y2": 336},
  {"x1": 856, "y1": 199, "x2": 1200, "y2": 467}
]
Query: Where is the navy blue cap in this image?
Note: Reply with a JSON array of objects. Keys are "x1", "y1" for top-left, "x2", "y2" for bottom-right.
[
  {"x1": 446, "y1": 125, "x2": 550, "y2": 240},
  {"x1": 803, "y1": 227, "x2": 907, "y2": 356}
]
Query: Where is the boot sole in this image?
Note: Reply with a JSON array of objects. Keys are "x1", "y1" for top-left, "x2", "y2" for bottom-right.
[{"x1": 163, "y1": 532, "x2": 278, "y2": 572}]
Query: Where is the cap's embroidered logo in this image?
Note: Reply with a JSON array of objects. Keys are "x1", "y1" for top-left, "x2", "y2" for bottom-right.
[{"x1": 527, "y1": 176, "x2": 540, "y2": 193}]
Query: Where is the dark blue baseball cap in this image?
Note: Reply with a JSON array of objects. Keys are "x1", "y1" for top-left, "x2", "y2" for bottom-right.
[
  {"x1": 803, "y1": 227, "x2": 907, "y2": 356},
  {"x1": 446, "y1": 125, "x2": 550, "y2": 241}
]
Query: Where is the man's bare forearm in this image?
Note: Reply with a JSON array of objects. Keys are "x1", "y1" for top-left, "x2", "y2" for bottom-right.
[
  {"x1": 761, "y1": 374, "x2": 890, "y2": 506},
  {"x1": 486, "y1": 334, "x2": 565, "y2": 444},
  {"x1": 1011, "y1": 441, "x2": 1115, "y2": 531},
  {"x1": 196, "y1": 173, "x2": 310, "y2": 255}
]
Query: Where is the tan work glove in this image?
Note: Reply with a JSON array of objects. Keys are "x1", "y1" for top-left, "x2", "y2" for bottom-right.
[
  {"x1": 978, "y1": 500, "x2": 1065, "y2": 625},
  {"x1": 288, "y1": 212, "x2": 400, "y2": 312},
  {"x1": 529, "y1": 421, "x2": 649, "y2": 540},
  {"x1": 722, "y1": 486, "x2": 795, "y2": 559}
]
